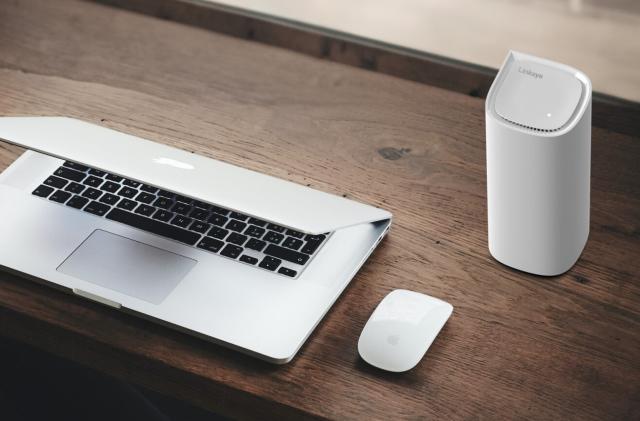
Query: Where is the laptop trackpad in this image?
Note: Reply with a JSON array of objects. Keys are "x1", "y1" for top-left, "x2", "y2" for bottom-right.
[{"x1": 57, "y1": 230, "x2": 197, "y2": 305}]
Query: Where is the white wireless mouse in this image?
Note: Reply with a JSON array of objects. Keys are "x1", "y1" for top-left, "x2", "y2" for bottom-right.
[{"x1": 358, "y1": 289, "x2": 453, "y2": 372}]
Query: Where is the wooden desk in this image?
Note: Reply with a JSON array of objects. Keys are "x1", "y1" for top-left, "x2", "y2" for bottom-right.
[{"x1": 1, "y1": 1, "x2": 639, "y2": 419}]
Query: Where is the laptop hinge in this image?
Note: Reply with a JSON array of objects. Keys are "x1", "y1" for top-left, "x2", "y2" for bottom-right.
[{"x1": 72, "y1": 288, "x2": 122, "y2": 309}]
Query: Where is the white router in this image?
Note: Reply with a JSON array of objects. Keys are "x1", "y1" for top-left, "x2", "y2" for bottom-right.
[{"x1": 485, "y1": 51, "x2": 592, "y2": 276}]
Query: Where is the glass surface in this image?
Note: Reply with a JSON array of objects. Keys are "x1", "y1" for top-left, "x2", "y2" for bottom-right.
[{"x1": 207, "y1": 0, "x2": 640, "y2": 102}]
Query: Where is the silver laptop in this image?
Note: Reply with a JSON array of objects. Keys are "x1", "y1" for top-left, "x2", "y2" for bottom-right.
[{"x1": 0, "y1": 116, "x2": 391, "y2": 363}]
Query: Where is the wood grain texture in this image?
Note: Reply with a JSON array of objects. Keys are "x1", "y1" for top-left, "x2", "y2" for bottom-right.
[
  {"x1": 0, "y1": 1, "x2": 639, "y2": 420},
  {"x1": 91, "y1": 0, "x2": 640, "y2": 137}
]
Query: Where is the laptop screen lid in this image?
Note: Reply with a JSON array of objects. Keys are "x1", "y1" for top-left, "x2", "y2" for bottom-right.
[{"x1": 0, "y1": 116, "x2": 391, "y2": 234}]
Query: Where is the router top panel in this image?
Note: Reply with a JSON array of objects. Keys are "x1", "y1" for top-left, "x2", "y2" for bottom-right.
[{"x1": 489, "y1": 51, "x2": 590, "y2": 134}]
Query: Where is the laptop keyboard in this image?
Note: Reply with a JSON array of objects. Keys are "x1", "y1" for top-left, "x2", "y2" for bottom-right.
[{"x1": 32, "y1": 161, "x2": 330, "y2": 278}]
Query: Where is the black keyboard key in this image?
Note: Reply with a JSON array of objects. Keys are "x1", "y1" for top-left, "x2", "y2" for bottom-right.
[
  {"x1": 305, "y1": 234, "x2": 327, "y2": 242},
  {"x1": 154, "y1": 196, "x2": 173, "y2": 209},
  {"x1": 193, "y1": 200, "x2": 211, "y2": 210},
  {"x1": 49, "y1": 190, "x2": 71, "y2": 204},
  {"x1": 99, "y1": 193, "x2": 120, "y2": 205},
  {"x1": 54, "y1": 167, "x2": 85, "y2": 182},
  {"x1": 157, "y1": 189, "x2": 175, "y2": 199},
  {"x1": 264, "y1": 244, "x2": 309, "y2": 265},
  {"x1": 140, "y1": 184, "x2": 158, "y2": 194},
  {"x1": 208, "y1": 226, "x2": 228, "y2": 240},
  {"x1": 44, "y1": 176, "x2": 67, "y2": 189},
  {"x1": 245, "y1": 225, "x2": 265, "y2": 238},
  {"x1": 101, "y1": 181, "x2": 121, "y2": 193},
  {"x1": 152, "y1": 209, "x2": 174, "y2": 222},
  {"x1": 84, "y1": 201, "x2": 110, "y2": 216},
  {"x1": 259, "y1": 256, "x2": 281, "y2": 271},
  {"x1": 286, "y1": 229, "x2": 304, "y2": 239},
  {"x1": 136, "y1": 192, "x2": 155, "y2": 204},
  {"x1": 32, "y1": 185, "x2": 54, "y2": 198},
  {"x1": 197, "y1": 237, "x2": 224, "y2": 253},
  {"x1": 227, "y1": 232, "x2": 247, "y2": 246},
  {"x1": 209, "y1": 213, "x2": 228, "y2": 226},
  {"x1": 135, "y1": 204, "x2": 155, "y2": 217},
  {"x1": 83, "y1": 176, "x2": 103, "y2": 188},
  {"x1": 123, "y1": 179, "x2": 140, "y2": 188},
  {"x1": 189, "y1": 221, "x2": 210, "y2": 234},
  {"x1": 266, "y1": 223, "x2": 285, "y2": 233},
  {"x1": 239, "y1": 255, "x2": 258, "y2": 265},
  {"x1": 117, "y1": 186, "x2": 137, "y2": 197},
  {"x1": 172, "y1": 202, "x2": 192, "y2": 215},
  {"x1": 220, "y1": 244, "x2": 243, "y2": 259},
  {"x1": 245, "y1": 238, "x2": 266, "y2": 252},
  {"x1": 66, "y1": 195, "x2": 89, "y2": 209},
  {"x1": 278, "y1": 267, "x2": 297, "y2": 277},
  {"x1": 264, "y1": 231, "x2": 284, "y2": 244},
  {"x1": 65, "y1": 182, "x2": 85, "y2": 194},
  {"x1": 106, "y1": 174, "x2": 123, "y2": 182},
  {"x1": 117, "y1": 198, "x2": 137, "y2": 211},
  {"x1": 189, "y1": 208, "x2": 209, "y2": 221},
  {"x1": 282, "y1": 237, "x2": 303, "y2": 250},
  {"x1": 171, "y1": 214, "x2": 192, "y2": 228},
  {"x1": 229, "y1": 212, "x2": 248, "y2": 221},
  {"x1": 210, "y1": 205, "x2": 229, "y2": 216},
  {"x1": 174, "y1": 195, "x2": 192, "y2": 204},
  {"x1": 301, "y1": 239, "x2": 323, "y2": 255},
  {"x1": 198, "y1": 237, "x2": 224, "y2": 253},
  {"x1": 89, "y1": 168, "x2": 106, "y2": 177},
  {"x1": 82, "y1": 187, "x2": 102, "y2": 200},
  {"x1": 226, "y1": 220, "x2": 247, "y2": 233},
  {"x1": 248, "y1": 217, "x2": 267, "y2": 227},
  {"x1": 63, "y1": 161, "x2": 89, "y2": 172},
  {"x1": 106, "y1": 208, "x2": 199, "y2": 245}
]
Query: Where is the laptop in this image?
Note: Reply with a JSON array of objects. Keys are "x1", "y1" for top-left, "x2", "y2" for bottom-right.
[{"x1": 0, "y1": 116, "x2": 392, "y2": 363}]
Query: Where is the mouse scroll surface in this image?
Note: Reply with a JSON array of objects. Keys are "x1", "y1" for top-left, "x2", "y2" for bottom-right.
[{"x1": 358, "y1": 290, "x2": 453, "y2": 372}]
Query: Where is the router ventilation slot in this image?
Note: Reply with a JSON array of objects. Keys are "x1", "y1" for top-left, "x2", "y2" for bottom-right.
[{"x1": 500, "y1": 116, "x2": 562, "y2": 133}]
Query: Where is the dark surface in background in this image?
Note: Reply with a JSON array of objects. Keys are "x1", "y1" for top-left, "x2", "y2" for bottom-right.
[{"x1": 0, "y1": 337, "x2": 225, "y2": 421}]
